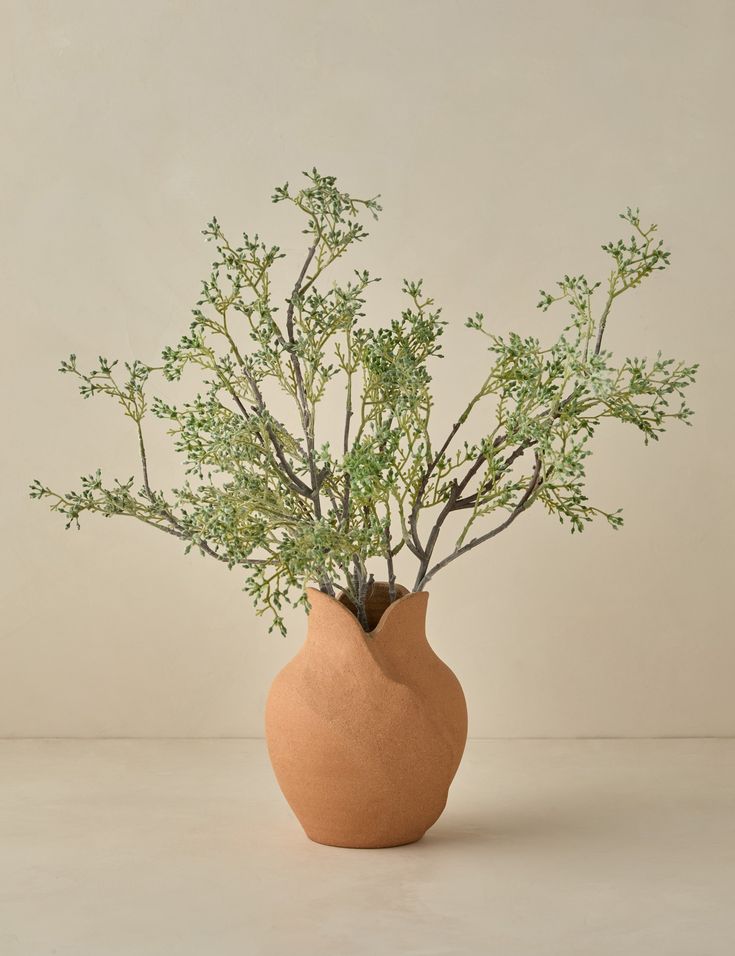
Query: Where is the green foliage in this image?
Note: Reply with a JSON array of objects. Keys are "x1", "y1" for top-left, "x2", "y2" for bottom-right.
[{"x1": 31, "y1": 174, "x2": 698, "y2": 634}]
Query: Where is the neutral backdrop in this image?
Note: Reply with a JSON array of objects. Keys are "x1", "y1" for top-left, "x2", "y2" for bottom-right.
[{"x1": 2, "y1": 0, "x2": 733, "y2": 738}]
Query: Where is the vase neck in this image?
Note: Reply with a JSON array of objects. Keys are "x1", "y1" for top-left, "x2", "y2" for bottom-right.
[
  {"x1": 305, "y1": 587, "x2": 429, "y2": 659},
  {"x1": 338, "y1": 581, "x2": 410, "y2": 631}
]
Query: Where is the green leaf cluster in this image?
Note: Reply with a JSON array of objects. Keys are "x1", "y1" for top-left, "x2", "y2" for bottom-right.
[{"x1": 31, "y1": 174, "x2": 697, "y2": 633}]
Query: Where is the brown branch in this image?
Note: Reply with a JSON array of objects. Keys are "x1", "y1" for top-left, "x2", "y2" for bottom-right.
[
  {"x1": 215, "y1": 317, "x2": 314, "y2": 498},
  {"x1": 343, "y1": 389, "x2": 353, "y2": 455},
  {"x1": 415, "y1": 454, "x2": 544, "y2": 591},
  {"x1": 136, "y1": 420, "x2": 240, "y2": 565},
  {"x1": 284, "y1": 245, "x2": 335, "y2": 596},
  {"x1": 341, "y1": 475, "x2": 351, "y2": 529},
  {"x1": 230, "y1": 392, "x2": 253, "y2": 423},
  {"x1": 411, "y1": 382, "x2": 573, "y2": 584},
  {"x1": 452, "y1": 440, "x2": 533, "y2": 510},
  {"x1": 284, "y1": 243, "x2": 329, "y2": 521},
  {"x1": 408, "y1": 416, "x2": 465, "y2": 556},
  {"x1": 358, "y1": 571, "x2": 375, "y2": 629},
  {"x1": 593, "y1": 282, "x2": 616, "y2": 356},
  {"x1": 408, "y1": 376, "x2": 494, "y2": 555},
  {"x1": 286, "y1": 244, "x2": 317, "y2": 342},
  {"x1": 350, "y1": 559, "x2": 369, "y2": 630},
  {"x1": 137, "y1": 421, "x2": 153, "y2": 498},
  {"x1": 237, "y1": 363, "x2": 314, "y2": 498},
  {"x1": 238, "y1": 241, "x2": 335, "y2": 597},
  {"x1": 384, "y1": 523, "x2": 397, "y2": 603},
  {"x1": 225, "y1": 373, "x2": 315, "y2": 498},
  {"x1": 341, "y1": 333, "x2": 353, "y2": 529},
  {"x1": 411, "y1": 431, "x2": 509, "y2": 585},
  {"x1": 137, "y1": 515, "x2": 267, "y2": 565}
]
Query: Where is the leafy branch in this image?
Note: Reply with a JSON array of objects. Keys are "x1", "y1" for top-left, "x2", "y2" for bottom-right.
[{"x1": 32, "y1": 177, "x2": 697, "y2": 634}]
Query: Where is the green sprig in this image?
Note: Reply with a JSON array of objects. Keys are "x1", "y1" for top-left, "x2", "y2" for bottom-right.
[{"x1": 32, "y1": 171, "x2": 698, "y2": 633}]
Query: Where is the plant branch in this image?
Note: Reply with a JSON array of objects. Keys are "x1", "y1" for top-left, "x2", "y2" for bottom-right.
[
  {"x1": 594, "y1": 275, "x2": 617, "y2": 356},
  {"x1": 409, "y1": 376, "x2": 491, "y2": 555},
  {"x1": 384, "y1": 521, "x2": 397, "y2": 603},
  {"x1": 135, "y1": 419, "x2": 231, "y2": 564},
  {"x1": 415, "y1": 454, "x2": 544, "y2": 591}
]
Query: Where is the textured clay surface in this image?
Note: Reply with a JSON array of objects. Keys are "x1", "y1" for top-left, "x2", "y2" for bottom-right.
[{"x1": 265, "y1": 584, "x2": 468, "y2": 848}]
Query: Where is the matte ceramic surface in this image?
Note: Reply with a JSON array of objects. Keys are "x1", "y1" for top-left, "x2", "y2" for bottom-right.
[{"x1": 265, "y1": 584, "x2": 468, "y2": 848}]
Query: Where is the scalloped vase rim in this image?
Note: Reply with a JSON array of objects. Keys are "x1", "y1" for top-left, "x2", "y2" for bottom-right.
[{"x1": 305, "y1": 585, "x2": 428, "y2": 637}]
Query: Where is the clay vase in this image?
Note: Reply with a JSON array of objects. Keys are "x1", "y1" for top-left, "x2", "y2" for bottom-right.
[{"x1": 265, "y1": 582, "x2": 467, "y2": 848}]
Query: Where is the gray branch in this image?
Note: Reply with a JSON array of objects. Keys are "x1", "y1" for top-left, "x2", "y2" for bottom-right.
[{"x1": 414, "y1": 454, "x2": 543, "y2": 591}]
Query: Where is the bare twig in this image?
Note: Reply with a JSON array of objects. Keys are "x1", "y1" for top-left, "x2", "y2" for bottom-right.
[
  {"x1": 594, "y1": 278, "x2": 617, "y2": 356},
  {"x1": 415, "y1": 454, "x2": 544, "y2": 591},
  {"x1": 285, "y1": 244, "x2": 317, "y2": 343},
  {"x1": 341, "y1": 330, "x2": 354, "y2": 529},
  {"x1": 408, "y1": 379, "x2": 491, "y2": 555},
  {"x1": 384, "y1": 523, "x2": 397, "y2": 603},
  {"x1": 408, "y1": 417, "x2": 464, "y2": 556}
]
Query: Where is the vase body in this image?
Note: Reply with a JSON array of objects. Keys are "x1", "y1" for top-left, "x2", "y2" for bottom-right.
[{"x1": 265, "y1": 584, "x2": 467, "y2": 848}]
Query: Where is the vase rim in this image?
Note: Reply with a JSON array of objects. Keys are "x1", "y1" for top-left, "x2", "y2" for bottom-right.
[{"x1": 305, "y1": 585, "x2": 428, "y2": 637}]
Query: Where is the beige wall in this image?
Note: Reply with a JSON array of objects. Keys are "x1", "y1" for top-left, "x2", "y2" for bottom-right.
[{"x1": 2, "y1": 0, "x2": 733, "y2": 738}]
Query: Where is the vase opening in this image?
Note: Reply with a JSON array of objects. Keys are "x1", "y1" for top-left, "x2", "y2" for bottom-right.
[{"x1": 337, "y1": 580, "x2": 410, "y2": 631}]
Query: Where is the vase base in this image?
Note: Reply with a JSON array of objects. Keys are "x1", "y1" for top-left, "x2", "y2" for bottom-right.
[{"x1": 304, "y1": 828, "x2": 426, "y2": 849}]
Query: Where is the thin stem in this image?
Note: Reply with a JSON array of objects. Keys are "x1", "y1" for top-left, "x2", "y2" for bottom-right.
[
  {"x1": 285, "y1": 244, "x2": 326, "y2": 520},
  {"x1": 384, "y1": 521, "x2": 396, "y2": 603},
  {"x1": 351, "y1": 558, "x2": 369, "y2": 629},
  {"x1": 135, "y1": 419, "x2": 230, "y2": 564},
  {"x1": 415, "y1": 454, "x2": 543, "y2": 591},
  {"x1": 341, "y1": 329, "x2": 353, "y2": 528},
  {"x1": 124, "y1": 513, "x2": 266, "y2": 565},
  {"x1": 409, "y1": 374, "x2": 492, "y2": 555},
  {"x1": 594, "y1": 274, "x2": 618, "y2": 356},
  {"x1": 453, "y1": 440, "x2": 532, "y2": 510}
]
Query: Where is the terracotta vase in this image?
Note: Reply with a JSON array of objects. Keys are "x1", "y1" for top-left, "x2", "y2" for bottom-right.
[{"x1": 265, "y1": 582, "x2": 467, "y2": 848}]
